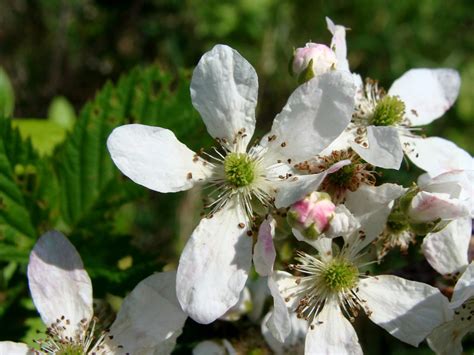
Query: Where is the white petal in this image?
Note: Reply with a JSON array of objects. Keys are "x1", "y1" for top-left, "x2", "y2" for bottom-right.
[
  {"x1": 409, "y1": 191, "x2": 470, "y2": 223},
  {"x1": 345, "y1": 183, "x2": 406, "y2": 244},
  {"x1": 326, "y1": 17, "x2": 350, "y2": 72},
  {"x1": 253, "y1": 216, "x2": 276, "y2": 276},
  {"x1": 190, "y1": 44, "x2": 258, "y2": 148},
  {"x1": 388, "y1": 68, "x2": 461, "y2": 126},
  {"x1": 193, "y1": 340, "x2": 236, "y2": 355},
  {"x1": 106, "y1": 271, "x2": 187, "y2": 354},
  {"x1": 263, "y1": 71, "x2": 355, "y2": 163},
  {"x1": 422, "y1": 218, "x2": 471, "y2": 276},
  {"x1": 274, "y1": 160, "x2": 350, "y2": 208},
  {"x1": 27, "y1": 231, "x2": 93, "y2": 337},
  {"x1": 305, "y1": 299, "x2": 362, "y2": 355},
  {"x1": 0, "y1": 342, "x2": 31, "y2": 355},
  {"x1": 326, "y1": 204, "x2": 361, "y2": 239},
  {"x1": 219, "y1": 287, "x2": 252, "y2": 321},
  {"x1": 358, "y1": 275, "x2": 450, "y2": 346},
  {"x1": 427, "y1": 318, "x2": 468, "y2": 355},
  {"x1": 451, "y1": 262, "x2": 474, "y2": 309},
  {"x1": 261, "y1": 311, "x2": 306, "y2": 355},
  {"x1": 267, "y1": 273, "x2": 293, "y2": 343},
  {"x1": 401, "y1": 135, "x2": 473, "y2": 177},
  {"x1": 176, "y1": 199, "x2": 253, "y2": 324},
  {"x1": 107, "y1": 124, "x2": 211, "y2": 192},
  {"x1": 350, "y1": 126, "x2": 403, "y2": 169}
]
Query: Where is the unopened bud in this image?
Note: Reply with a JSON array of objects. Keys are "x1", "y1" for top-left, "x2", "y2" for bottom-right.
[
  {"x1": 287, "y1": 192, "x2": 336, "y2": 239},
  {"x1": 291, "y1": 43, "x2": 337, "y2": 83}
]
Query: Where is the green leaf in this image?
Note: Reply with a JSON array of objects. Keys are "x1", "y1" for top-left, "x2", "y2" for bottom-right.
[
  {"x1": 12, "y1": 119, "x2": 68, "y2": 156},
  {"x1": 0, "y1": 67, "x2": 14, "y2": 117},
  {"x1": 53, "y1": 66, "x2": 208, "y2": 229},
  {"x1": 0, "y1": 118, "x2": 37, "y2": 240}
]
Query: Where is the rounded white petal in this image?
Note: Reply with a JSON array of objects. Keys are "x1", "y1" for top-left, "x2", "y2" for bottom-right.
[
  {"x1": 106, "y1": 271, "x2": 187, "y2": 354},
  {"x1": 326, "y1": 17, "x2": 350, "y2": 72},
  {"x1": 350, "y1": 126, "x2": 403, "y2": 169},
  {"x1": 0, "y1": 342, "x2": 32, "y2": 355},
  {"x1": 263, "y1": 71, "x2": 355, "y2": 163},
  {"x1": 451, "y1": 262, "x2": 474, "y2": 309},
  {"x1": 176, "y1": 199, "x2": 253, "y2": 324},
  {"x1": 267, "y1": 273, "x2": 293, "y2": 343},
  {"x1": 193, "y1": 340, "x2": 236, "y2": 355},
  {"x1": 358, "y1": 275, "x2": 450, "y2": 346},
  {"x1": 27, "y1": 231, "x2": 93, "y2": 337},
  {"x1": 427, "y1": 318, "x2": 468, "y2": 355},
  {"x1": 274, "y1": 160, "x2": 350, "y2": 208},
  {"x1": 345, "y1": 183, "x2": 406, "y2": 244},
  {"x1": 401, "y1": 135, "x2": 473, "y2": 177},
  {"x1": 305, "y1": 299, "x2": 362, "y2": 355},
  {"x1": 409, "y1": 191, "x2": 470, "y2": 223},
  {"x1": 388, "y1": 68, "x2": 461, "y2": 126},
  {"x1": 422, "y1": 218, "x2": 471, "y2": 276},
  {"x1": 261, "y1": 311, "x2": 306, "y2": 355},
  {"x1": 219, "y1": 287, "x2": 252, "y2": 321},
  {"x1": 253, "y1": 216, "x2": 276, "y2": 276},
  {"x1": 190, "y1": 44, "x2": 258, "y2": 148},
  {"x1": 107, "y1": 124, "x2": 211, "y2": 192}
]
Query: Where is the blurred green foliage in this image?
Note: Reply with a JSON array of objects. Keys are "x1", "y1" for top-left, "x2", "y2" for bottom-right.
[{"x1": 0, "y1": 0, "x2": 472, "y2": 353}]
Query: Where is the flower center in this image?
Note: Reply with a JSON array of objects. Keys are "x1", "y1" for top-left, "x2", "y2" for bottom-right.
[
  {"x1": 322, "y1": 258, "x2": 358, "y2": 292},
  {"x1": 327, "y1": 164, "x2": 356, "y2": 187},
  {"x1": 224, "y1": 152, "x2": 255, "y2": 188},
  {"x1": 370, "y1": 95, "x2": 405, "y2": 126},
  {"x1": 56, "y1": 345, "x2": 85, "y2": 355}
]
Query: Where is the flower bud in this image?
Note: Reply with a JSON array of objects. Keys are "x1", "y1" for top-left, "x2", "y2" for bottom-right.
[
  {"x1": 287, "y1": 191, "x2": 336, "y2": 239},
  {"x1": 291, "y1": 43, "x2": 337, "y2": 83}
]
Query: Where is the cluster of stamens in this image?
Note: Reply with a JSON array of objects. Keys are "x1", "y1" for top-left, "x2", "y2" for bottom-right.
[
  {"x1": 32, "y1": 316, "x2": 110, "y2": 355},
  {"x1": 295, "y1": 149, "x2": 376, "y2": 203},
  {"x1": 287, "y1": 250, "x2": 370, "y2": 326}
]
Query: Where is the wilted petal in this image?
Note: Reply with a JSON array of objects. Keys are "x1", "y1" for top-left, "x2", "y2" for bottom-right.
[
  {"x1": 401, "y1": 135, "x2": 473, "y2": 177},
  {"x1": 358, "y1": 275, "x2": 450, "y2": 346},
  {"x1": 191, "y1": 44, "x2": 258, "y2": 148},
  {"x1": 261, "y1": 311, "x2": 306, "y2": 355},
  {"x1": 27, "y1": 231, "x2": 93, "y2": 338},
  {"x1": 305, "y1": 299, "x2": 362, "y2": 355},
  {"x1": 263, "y1": 71, "x2": 355, "y2": 163},
  {"x1": 106, "y1": 271, "x2": 187, "y2": 355},
  {"x1": 451, "y1": 263, "x2": 474, "y2": 309},
  {"x1": 107, "y1": 124, "x2": 211, "y2": 192},
  {"x1": 422, "y1": 218, "x2": 471, "y2": 276},
  {"x1": 176, "y1": 199, "x2": 252, "y2": 324},
  {"x1": 345, "y1": 183, "x2": 406, "y2": 244},
  {"x1": 326, "y1": 17, "x2": 350, "y2": 72},
  {"x1": 350, "y1": 126, "x2": 403, "y2": 169},
  {"x1": 388, "y1": 68, "x2": 461, "y2": 126},
  {"x1": 0, "y1": 342, "x2": 32, "y2": 355},
  {"x1": 274, "y1": 160, "x2": 350, "y2": 208},
  {"x1": 253, "y1": 216, "x2": 276, "y2": 276}
]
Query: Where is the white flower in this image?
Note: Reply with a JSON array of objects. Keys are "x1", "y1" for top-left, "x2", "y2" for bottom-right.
[
  {"x1": 266, "y1": 218, "x2": 449, "y2": 354},
  {"x1": 350, "y1": 69, "x2": 466, "y2": 171},
  {"x1": 427, "y1": 263, "x2": 474, "y2": 355},
  {"x1": 0, "y1": 231, "x2": 186, "y2": 355},
  {"x1": 107, "y1": 44, "x2": 355, "y2": 324}
]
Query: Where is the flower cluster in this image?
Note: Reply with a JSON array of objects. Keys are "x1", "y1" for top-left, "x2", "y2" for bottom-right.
[{"x1": 5, "y1": 16, "x2": 472, "y2": 355}]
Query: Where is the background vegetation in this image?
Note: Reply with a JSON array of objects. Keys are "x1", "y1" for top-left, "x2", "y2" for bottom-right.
[{"x1": 0, "y1": 0, "x2": 472, "y2": 353}]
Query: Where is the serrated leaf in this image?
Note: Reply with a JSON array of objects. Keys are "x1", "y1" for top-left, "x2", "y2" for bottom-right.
[
  {"x1": 0, "y1": 118, "x2": 37, "y2": 240},
  {"x1": 53, "y1": 66, "x2": 208, "y2": 229}
]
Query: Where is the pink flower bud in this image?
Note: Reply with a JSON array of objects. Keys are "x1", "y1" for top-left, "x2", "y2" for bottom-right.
[
  {"x1": 292, "y1": 43, "x2": 337, "y2": 79},
  {"x1": 288, "y1": 192, "x2": 336, "y2": 239}
]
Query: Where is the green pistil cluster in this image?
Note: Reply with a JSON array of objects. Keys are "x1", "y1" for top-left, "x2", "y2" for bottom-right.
[
  {"x1": 327, "y1": 164, "x2": 355, "y2": 187},
  {"x1": 57, "y1": 344, "x2": 85, "y2": 355},
  {"x1": 370, "y1": 95, "x2": 405, "y2": 126},
  {"x1": 322, "y1": 258, "x2": 358, "y2": 292},
  {"x1": 224, "y1": 153, "x2": 255, "y2": 188}
]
